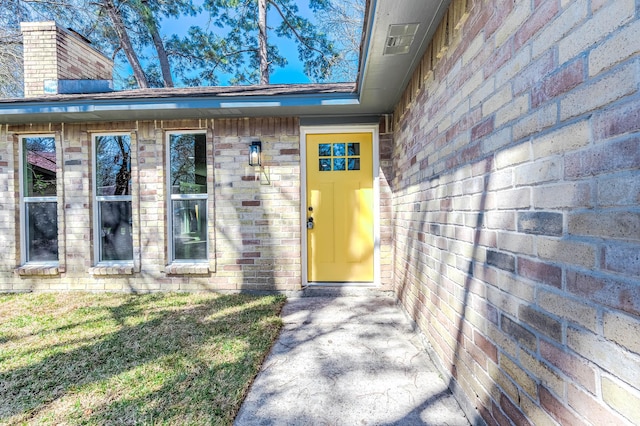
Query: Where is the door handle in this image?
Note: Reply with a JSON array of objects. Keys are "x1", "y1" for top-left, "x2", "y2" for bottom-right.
[{"x1": 307, "y1": 217, "x2": 314, "y2": 229}]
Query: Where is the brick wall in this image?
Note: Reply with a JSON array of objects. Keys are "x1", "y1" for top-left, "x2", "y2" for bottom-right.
[
  {"x1": 21, "y1": 21, "x2": 113, "y2": 97},
  {"x1": 0, "y1": 118, "x2": 304, "y2": 292},
  {"x1": 390, "y1": 0, "x2": 640, "y2": 424}
]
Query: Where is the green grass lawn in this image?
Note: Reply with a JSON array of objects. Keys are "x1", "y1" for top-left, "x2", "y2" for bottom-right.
[{"x1": 0, "y1": 292, "x2": 286, "y2": 425}]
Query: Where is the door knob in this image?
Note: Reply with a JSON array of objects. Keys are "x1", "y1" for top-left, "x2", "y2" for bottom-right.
[{"x1": 307, "y1": 217, "x2": 314, "y2": 229}]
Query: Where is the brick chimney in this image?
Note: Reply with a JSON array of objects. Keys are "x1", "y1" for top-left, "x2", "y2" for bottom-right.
[{"x1": 20, "y1": 21, "x2": 114, "y2": 97}]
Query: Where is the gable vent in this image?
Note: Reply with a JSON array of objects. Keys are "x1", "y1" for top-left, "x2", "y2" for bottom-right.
[{"x1": 383, "y1": 23, "x2": 420, "y2": 55}]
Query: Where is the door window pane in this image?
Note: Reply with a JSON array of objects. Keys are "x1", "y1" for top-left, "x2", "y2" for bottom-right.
[
  {"x1": 26, "y1": 202, "x2": 58, "y2": 261},
  {"x1": 173, "y1": 199, "x2": 207, "y2": 260},
  {"x1": 170, "y1": 133, "x2": 207, "y2": 194}
]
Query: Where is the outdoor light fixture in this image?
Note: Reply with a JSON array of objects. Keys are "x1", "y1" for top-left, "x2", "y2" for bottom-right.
[{"x1": 249, "y1": 141, "x2": 261, "y2": 166}]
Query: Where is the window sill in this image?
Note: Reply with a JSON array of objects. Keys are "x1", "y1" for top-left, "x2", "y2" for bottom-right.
[
  {"x1": 89, "y1": 263, "x2": 135, "y2": 276},
  {"x1": 16, "y1": 264, "x2": 60, "y2": 276},
  {"x1": 165, "y1": 263, "x2": 210, "y2": 275}
]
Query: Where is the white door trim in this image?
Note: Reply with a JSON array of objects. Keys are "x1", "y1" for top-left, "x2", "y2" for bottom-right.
[{"x1": 300, "y1": 124, "x2": 380, "y2": 287}]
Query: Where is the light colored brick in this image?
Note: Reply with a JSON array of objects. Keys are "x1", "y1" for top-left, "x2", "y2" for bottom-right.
[
  {"x1": 558, "y1": 0, "x2": 636, "y2": 65},
  {"x1": 590, "y1": 19, "x2": 640, "y2": 77},
  {"x1": 495, "y1": 141, "x2": 531, "y2": 170},
  {"x1": 537, "y1": 289, "x2": 597, "y2": 331},
  {"x1": 482, "y1": 85, "x2": 513, "y2": 118},
  {"x1": 513, "y1": 103, "x2": 557, "y2": 141},
  {"x1": 497, "y1": 231, "x2": 534, "y2": 255},
  {"x1": 602, "y1": 375, "x2": 640, "y2": 424},
  {"x1": 532, "y1": 0, "x2": 587, "y2": 59},
  {"x1": 495, "y1": 0, "x2": 532, "y2": 48},
  {"x1": 533, "y1": 181, "x2": 591, "y2": 209},
  {"x1": 537, "y1": 237, "x2": 595, "y2": 268},
  {"x1": 603, "y1": 311, "x2": 640, "y2": 355},
  {"x1": 496, "y1": 187, "x2": 531, "y2": 210},
  {"x1": 495, "y1": 94, "x2": 529, "y2": 128},
  {"x1": 514, "y1": 158, "x2": 561, "y2": 187},
  {"x1": 567, "y1": 326, "x2": 640, "y2": 389},
  {"x1": 532, "y1": 120, "x2": 591, "y2": 159},
  {"x1": 560, "y1": 60, "x2": 640, "y2": 121}
]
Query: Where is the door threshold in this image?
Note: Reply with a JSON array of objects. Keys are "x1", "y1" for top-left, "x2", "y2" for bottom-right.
[{"x1": 305, "y1": 282, "x2": 377, "y2": 287}]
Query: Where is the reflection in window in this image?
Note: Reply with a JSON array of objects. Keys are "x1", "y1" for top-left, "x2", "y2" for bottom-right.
[
  {"x1": 22, "y1": 136, "x2": 58, "y2": 262},
  {"x1": 95, "y1": 135, "x2": 133, "y2": 262},
  {"x1": 173, "y1": 199, "x2": 207, "y2": 260},
  {"x1": 170, "y1": 133, "x2": 207, "y2": 195},
  {"x1": 169, "y1": 132, "x2": 208, "y2": 261}
]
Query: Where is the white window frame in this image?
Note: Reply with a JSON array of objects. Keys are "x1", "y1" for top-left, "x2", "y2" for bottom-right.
[
  {"x1": 19, "y1": 134, "x2": 58, "y2": 265},
  {"x1": 166, "y1": 130, "x2": 209, "y2": 263},
  {"x1": 92, "y1": 133, "x2": 134, "y2": 264}
]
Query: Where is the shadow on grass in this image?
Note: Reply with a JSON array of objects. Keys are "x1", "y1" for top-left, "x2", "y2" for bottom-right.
[{"x1": 0, "y1": 293, "x2": 285, "y2": 425}]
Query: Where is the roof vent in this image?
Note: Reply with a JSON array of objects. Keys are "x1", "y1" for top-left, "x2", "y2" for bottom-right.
[{"x1": 383, "y1": 23, "x2": 419, "y2": 55}]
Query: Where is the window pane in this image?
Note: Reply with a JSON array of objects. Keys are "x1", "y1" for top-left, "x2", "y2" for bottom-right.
[
  {"x1": 170, "y1": 133, "x2": 207, "y2": 195},
  {"x1": 333, "y1": 143, "x2": 345, "y2": 156},
  {"x1": 173, "y1": 199, "x2": 207, "y2": 260},
  {"x1": 26, "y1": 202, "x2": 58, "y2": 261},
  {"x1": 334, "y1": 158, "x2": 346, "y2": 171},
  {"x1": 24, "y1": 137, "x2": 56, "y2": 197},
  {"x1": 96, "y1": 135, "x2": 131, "y2": 196},
  {"x1": 348, "y1": 158, "x2": 360, "y2": 170},
  {"x1": 348, "y1": 143, "x2": 360, "y2": 156},
  {"x1": 99, "y1": 201, "x2": 133, "y2": 261}
]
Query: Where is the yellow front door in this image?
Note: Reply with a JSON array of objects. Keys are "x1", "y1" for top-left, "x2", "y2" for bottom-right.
[{"x1": 306, "y1": 132, "x2": 374, "y2": 282}]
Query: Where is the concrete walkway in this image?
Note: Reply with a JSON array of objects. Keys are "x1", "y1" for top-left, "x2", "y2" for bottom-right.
[{"x1": 235, "y1": 295, "x2": 472, "y2": 425}]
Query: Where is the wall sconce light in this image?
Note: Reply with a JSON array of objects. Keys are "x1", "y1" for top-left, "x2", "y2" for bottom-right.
[{"x1": 249, "y1": 141, "x2": 261, "y2": 166}]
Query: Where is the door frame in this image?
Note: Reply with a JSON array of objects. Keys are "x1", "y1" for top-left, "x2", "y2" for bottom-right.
[{"x1": 300, "y1": 124, "x2": 380, "y2": 287}]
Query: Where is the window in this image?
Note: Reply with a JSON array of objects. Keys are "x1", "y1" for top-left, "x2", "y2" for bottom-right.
[
  {"x1": 20, "y1": 135, "x2": 58, "y2": 262},
  {"x1": 94, "y1": 134, "x2": 133, "y2": 262},
  {"x1": 168, "y1": 132, "x2": 208, "y2": 261}
]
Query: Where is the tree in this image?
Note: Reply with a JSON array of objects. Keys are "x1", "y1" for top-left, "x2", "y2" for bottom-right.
[
  {"x1": 0, "y1": 28, "x2": 23, "y2": 97},
  {"x1": 314, "y1": 0, "x2": 365, "y2": 82},
  {"x1": 168, "y1": 0, "x2": 339, "y2": 85},
  {"x1": 0, "y1": 0, "x2": 359, "y2": 96}
]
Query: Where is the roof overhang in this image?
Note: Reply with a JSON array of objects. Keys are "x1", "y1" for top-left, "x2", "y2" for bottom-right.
[{"x1": 0, "y1": 0, "x2": 451, "y2": 124}]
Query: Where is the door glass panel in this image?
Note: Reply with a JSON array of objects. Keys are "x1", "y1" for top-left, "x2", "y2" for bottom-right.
[
  {"x1": 333, "y1": 143, "x2": 345, "y2": 156},
  {"x1": 348, "y1": 143, "x2": 360, "y2": 156},
  {"x1": 319, "y1": 159, "x2": 331, "y2": 171},
  {"x1": 319, "y1": 144, "x2": 332, "y2": 157},
  {"x1": 348, "y1": 158, "x2": 360, "y2": 170},
  {"x1": 334, "y1": 158, "x2": 346, "y2": 171}
]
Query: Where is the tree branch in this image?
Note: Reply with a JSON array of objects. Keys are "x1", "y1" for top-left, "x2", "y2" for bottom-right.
[{"x1": 267, "y1": 0, "x2": 331, "y2": 60}]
